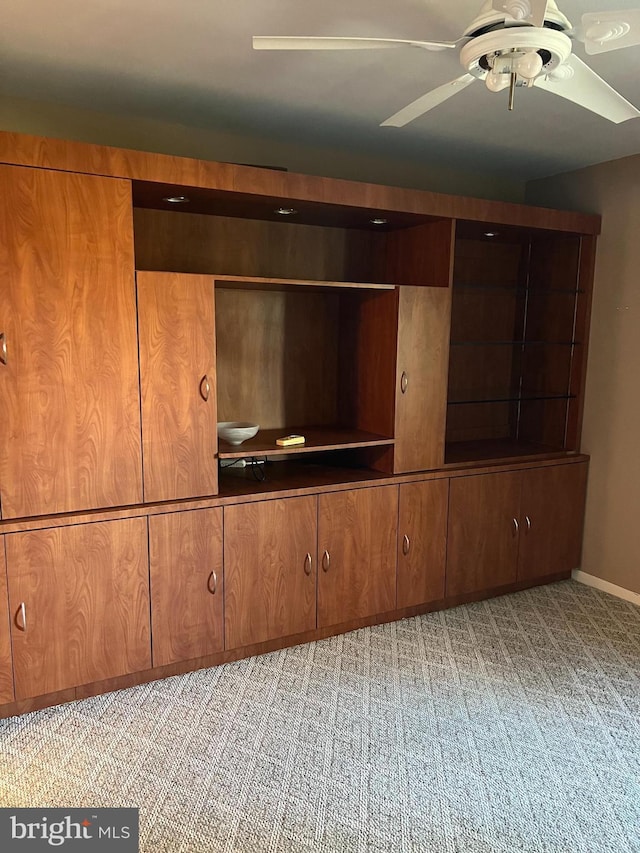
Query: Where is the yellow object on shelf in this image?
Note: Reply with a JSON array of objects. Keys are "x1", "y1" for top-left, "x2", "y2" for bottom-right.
[{"x1": 276, "y1": 434, "x2": 306, "y2": 447}]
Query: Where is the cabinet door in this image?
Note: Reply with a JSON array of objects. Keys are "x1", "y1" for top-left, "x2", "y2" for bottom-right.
[
  {"x1": 446, "y1": 472, "x2": 520, "y2": 597},
  {"x1": 0, "y1": 539, "x2": 14, "y2": 704},
  {"x1": 394, "y1": 287, "x2": 451, "y2": 473},
  {"x1": 6, "y1": 518, "x2": 150, "y2": 700},
  {"x1": 318, "y1": 486, "x2": 398, "y2": 628},
  {"x1": 518, "y1": 462, "x2": 588, "y2": 582},
  {"x1": 0, "y1": 165, "x2": 142, "y2": 518},
  {"x1": 137, "y1": 272, "x2": 218, "y2": 502},
  {"x1": 149, "y1": 508, "x2": 223, "y2": 667},
  {"x1": 224, "y1": 496, "x2": 317, "y2": 649},
  {"x1": 397, "y1": 480, "x2": 448, "y2": 609}
]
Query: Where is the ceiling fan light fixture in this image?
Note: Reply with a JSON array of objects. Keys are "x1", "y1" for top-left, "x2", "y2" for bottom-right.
[
  {"x1": 515, "y1": 50, "x2": 544, "y2": 80},
  {"x1": 486, "y1": 68, "x2": 511, "y2": 91}
]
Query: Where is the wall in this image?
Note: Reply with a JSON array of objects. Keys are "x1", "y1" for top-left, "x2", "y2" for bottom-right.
[
  {"x1": 527, "y1": 154, "x2": 640, "y2": 596},
  {"x1": 0, "y1": 93, "x2": 525, "y2": 202}
]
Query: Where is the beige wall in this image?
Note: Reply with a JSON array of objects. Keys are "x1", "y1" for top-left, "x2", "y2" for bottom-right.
[
  {"x1": 527, "y1": 154, "x2": 640, "y2": 595},
  {"x1": 0, "y1": 93, "x2": 525, "y2": 202}
]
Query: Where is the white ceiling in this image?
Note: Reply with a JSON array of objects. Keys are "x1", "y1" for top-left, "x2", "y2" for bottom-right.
[{"x1": 2, "y1": 0, "x2": 640, "y2": 182}]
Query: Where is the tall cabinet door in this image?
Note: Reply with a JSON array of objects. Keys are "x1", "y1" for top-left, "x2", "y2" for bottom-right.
[
  {"x1": 518, "y1": 462, "x2": 588, "y2": 582},
  {"x1": 397, "y1": 479, "x2": 448, "y2": 609},
  {"x1": 0, "y1": 165, "x2": 142, "y2": 518},
  {"x1": 446, "y1": 472, "x2": 521, "y2": 597},
  {"x1": 137, "y1": 272, "x2": 218, "y2": 502},
  {"x1": 0, "y1": 539, "x2": 14, "y2": 704},
  {"x1": 6, "y1": 518, "x2": 150, "y2": 700},
  {"x1": 318, "y1": 486, "x2": 398, "y2": 628},
  {"x1": 224, "y1": 496, "x2": 317, "y2": 649},
  {"x1": 149, "y1": 508, "x2": 224, "y2": 667},
  {"x1": 394, "y1": 287, "x2": 451, "y2": 473}
]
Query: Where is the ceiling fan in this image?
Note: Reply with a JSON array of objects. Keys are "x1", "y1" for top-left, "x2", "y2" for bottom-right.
[{"x1": 253, "y1": 1, "x2": 640, "y2": 125}]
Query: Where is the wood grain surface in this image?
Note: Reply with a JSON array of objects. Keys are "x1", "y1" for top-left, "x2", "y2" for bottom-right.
[
  {"x1": 395, "y1": 286, "x2": 451, "y2": 472},
  {"x1": 149, "y1": 508, "x2": 224, "y2": 666},
  {"x1": 397, "y1": 479, "x2": 449, "y2": 609},
  {"x1": 137, "y1": 272, "x2": 218, "y2": 502},
  {"x1": 0, "y1": 539, "x2": 14, "y2": 703},
  {"x1": 517, "y1": 462, "x2": 588, "y2": 582},
  {"x1": 317, "y1": 485, "x2": 398, "y2": 627},
  {"x1": 224, "y1": 496, "x2": 318, "y2": 649},
  {"x1": 0, "y1": 165, "x2": 143, "y2": 518},
  {"x1": 6, "y1": 518, "x2": 151, "y2": 700},
  {"x1": 446, "y1": 471, "x2": 521, "y2": 596}
]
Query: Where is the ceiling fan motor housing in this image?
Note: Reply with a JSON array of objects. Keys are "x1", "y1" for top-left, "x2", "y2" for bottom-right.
[{"x1": 460, "y1": 29, "x2": 572, "y2": 84}]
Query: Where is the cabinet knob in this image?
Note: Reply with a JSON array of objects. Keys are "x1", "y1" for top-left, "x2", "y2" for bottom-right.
[
  {"x1": 525, "y1": 515, "x2": 531, "y2": 533},
  {"x1": 16, "y1": 602, "x2": 27, "y2": 631},
  {"x1": 199, "y1": 374, "x2": 210, "y2": 402},
  {"x1": 304, "y1": 553, "x2": 312, "y2": 576},
  {"x1": 0, "y1": 332, "x2": 6, "y2": 365},
  {"x1": 402, "y1": 534, "x2": 410, "y2": 556},
  {"x1": 400, "y1": 371, "x2": 408, "y2": 394},
  {"x1": 512, "y1": 517, "x2": 519, "y2": 537},
  {"x1": 322, "y1": 550, "x2": 330, "y2": 572},
  {"x1": 207, "y1": 570, "x2": 218, "y2": 594}
]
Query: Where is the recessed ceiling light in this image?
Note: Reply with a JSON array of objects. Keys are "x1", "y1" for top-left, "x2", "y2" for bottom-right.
[
  {"x1": 274, "y1": 207, "x2": 297, "y2": 215},
  {"x1": 163, "y1": 195, "x2": 190, "y2": 204},
  {"x1": 484, "y1": 231, "x2": 499, "y2": 237},
  {"x1": 370, "y1": 218, "x2": 389, "y2": 225}
]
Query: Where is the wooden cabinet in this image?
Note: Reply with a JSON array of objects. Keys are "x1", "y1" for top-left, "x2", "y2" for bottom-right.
[
  {"x1": 318, "y1": 486, "x2": 398, "y2": 628},
  {"x1": 0, "y1": 165, "x2": 142, "y2": 518},
  {"x1": 447, "y1": 471, "x2": 521, "y2": 597},
  {"x1": 5, "y1": 519, "x2": 150, "y2": 700},
  {"x1": 149, "y1": 508, "x2": 224, "y2": 667},
  {"x1": 394, "y1": 287, "x2": 451, "y2": 473},
  {"x1": 517, "y1": 462, "x2": 587, "y2": 582},
  {"x1": 447, "y1": 462, "x2": 588, "y2": 596},
  {"x1": 137, "y1": 272, "x2": 218, "y2": 502},
  {"x1": 397, "y1": 479, "x2": 448, "y2": 609},
  {"x1": 0, "y1": 539, "x2": 14, "y2": 704},
  {"x1": 224, "y1": 496, "x2": 317, "y2": 649}
]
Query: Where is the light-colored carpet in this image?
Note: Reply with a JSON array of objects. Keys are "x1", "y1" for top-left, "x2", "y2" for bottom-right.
[{"x1": 1, "y1": 580, "x2": 639, "y2": 852}]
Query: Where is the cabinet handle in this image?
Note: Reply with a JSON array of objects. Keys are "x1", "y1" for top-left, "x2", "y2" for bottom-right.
[
  {"x1": 400, "y1": 371, "x2": 408, "y2": 394},
  {"x1": 322, "y1": 550, "x2": 330, "y2": 572},
  {"x1": 199, "y1": 374, "x2": 210, "y2": 402},
  {"x1": 525, "y1": 515, "x2": 531, "y2": 534},
  {"x1": 16, "y1": 602, "x2": 27, "y2": 631},
  {"x1": 207, "y1": 570, "x2": 218, "y2": 595},
  {"x1": 304, "y1": 553, "x2": 312, "y2": 576},
  {"x1": 402, "y1": 534, "x2": 410, "y2": 556},
  {"x1": 512, "y1": 517, "x2": 519, "y2": 537},
  {"x1": 0, "y1": 332, "x2": 6, "y2": 365}
]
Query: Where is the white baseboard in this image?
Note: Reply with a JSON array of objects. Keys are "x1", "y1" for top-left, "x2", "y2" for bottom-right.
[{"x1": 572, "y1": 570, "x2": 640, "y2": 606}]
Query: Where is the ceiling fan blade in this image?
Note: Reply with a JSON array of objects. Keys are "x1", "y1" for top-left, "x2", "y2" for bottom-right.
[
  {"x1": 581, "y1": 9, "x2": 640, "y2": 55},
  {"x1": 492, "y1": 1, "x2": 549, "y2": 28},
  {"x1": 252, "y1": 36, "x2": 456, "y2": 52},
  {"x1": 535, "y1": 54, "x2": 640, "y2": 123},
  {"x1": 380, "y1": 74, "x2": 476, "y2": 127}
]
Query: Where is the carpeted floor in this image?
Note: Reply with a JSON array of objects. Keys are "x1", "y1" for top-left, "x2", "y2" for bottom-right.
[{"x1": 1, "y1": 580, "x2": 639, "y2": 852}]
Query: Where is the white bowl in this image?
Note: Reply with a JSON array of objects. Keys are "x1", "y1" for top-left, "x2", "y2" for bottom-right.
[{"x1": 217, "y1": 421, "x2": 259, "y2": 445}]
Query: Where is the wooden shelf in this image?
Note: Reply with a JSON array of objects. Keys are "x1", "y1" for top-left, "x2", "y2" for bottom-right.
[
  {"x1": 218, "y1": 460, "x2": 389, "y2": 499},
  {"x1": 218, "y1": 427, "x2": 394, "y2": 460},
  {"x1": 445, "y1": 439, "x2": 570, "y2": 466},
  {"x1": 213, "y1": 275, "x2": 395, "y2": 292}
]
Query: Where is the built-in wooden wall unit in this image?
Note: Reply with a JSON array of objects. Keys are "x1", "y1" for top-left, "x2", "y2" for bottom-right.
[{"x1": 0, "y1": 131, "x2": 599, "y2": 718}]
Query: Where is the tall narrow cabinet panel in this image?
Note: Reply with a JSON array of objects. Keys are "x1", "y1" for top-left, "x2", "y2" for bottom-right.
[
  {"x1": 6, "y1": 518, "x2": 150, "y2": 700},
  {"x1": 394, "y1": 287, "x2": 451, "y2": 473},
  {"x1": 224, "y1": 496, "x2": 317, "y2": 649},
  {"x1": 149, "y1": 508, "x2": 223, "y2": 667},
  {"x1": 318, "y1": 486, "x2": 398, "y2": 628},
  {"x1": 0, "y1": 165, "x2": 142, "y2": 518},
  {"x1": 0, "y1": 539, "x2": 14, "y2": 704},
  {"x1": 397, "y1": 479, "x2": 448, "y2": 609},
  {"x1": 446, "y1": 472, "x2": 521, "y2": 597},
  {"x1": 517, "y1": 462, "x2": 588, "y2": 582},
  {"x1": 137, "y1": 272, "x2": 218, "y2": 502}
]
